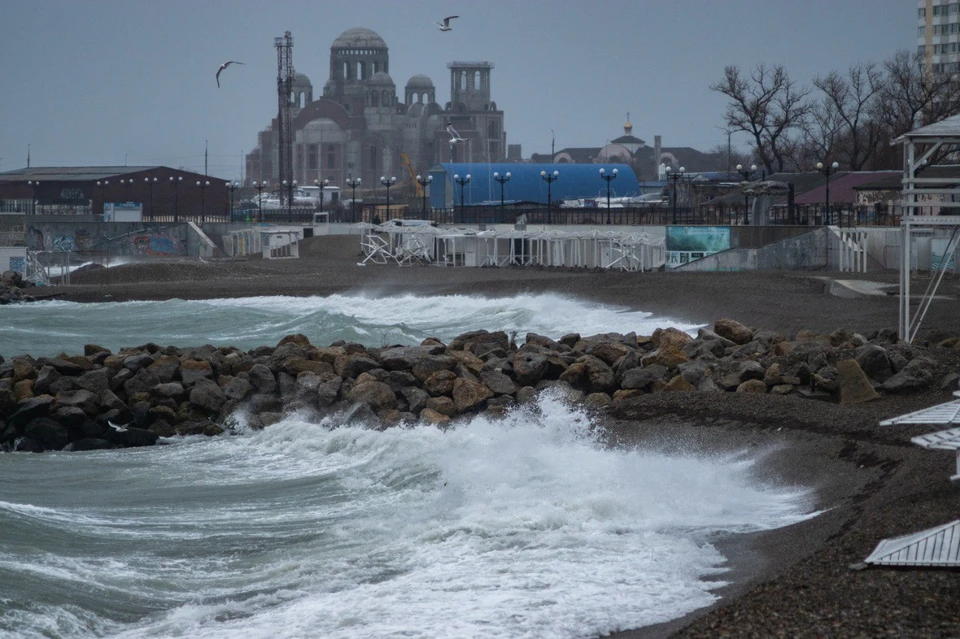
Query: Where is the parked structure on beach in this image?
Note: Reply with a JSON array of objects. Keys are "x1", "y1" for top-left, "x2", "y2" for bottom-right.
[{"x1": 245, "y1": 28, "x2": 506, "y2": 194}]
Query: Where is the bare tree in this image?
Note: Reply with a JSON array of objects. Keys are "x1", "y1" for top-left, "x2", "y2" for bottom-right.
[
  {"x1": 711, "y1": 64, "x2": 812, "y2": 174},
  {"x1": 708, "y1": 143, "x2": 754, "y2": 172},
  {"x1": 877, "y1": 50, "x2": 960, "y2": 138},
  {"x1": 811, "y1": 62, "x2": 884, "y2": 169},
  {"x1": 801, "y1": 95, "x2": 844, "y2": 169}
]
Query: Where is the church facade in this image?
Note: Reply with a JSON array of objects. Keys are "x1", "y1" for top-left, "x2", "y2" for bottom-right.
[{"x1": 245, "y1": 28, "x2": 506, "y2": 193}]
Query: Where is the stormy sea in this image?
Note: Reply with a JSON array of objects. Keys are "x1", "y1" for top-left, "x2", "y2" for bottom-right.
[{"x1": 0, "y1": 293, "x2": 818, "y2": 638}]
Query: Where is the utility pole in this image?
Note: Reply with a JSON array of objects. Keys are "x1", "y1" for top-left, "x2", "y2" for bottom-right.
[
  {"x1": 204, "y1": 139, "x2": 208, "y2": 176},
  {"x1": 715, "y1": 125, "x2": 732, "y2": 173},
  {"x1": 550, "y1": 129, "x2": 555, "y2": 159},
  {"x1": 726, "y1": 131, "x2": 731, "y2": 173},
  {"x1": 27, "y1": 144, "x2": 30, "y2": 168}
]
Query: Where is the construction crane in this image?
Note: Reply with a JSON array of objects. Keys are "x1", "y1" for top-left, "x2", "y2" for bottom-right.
[{"x1": 401, "y1": 153, "x2": 423, "y2": 197}]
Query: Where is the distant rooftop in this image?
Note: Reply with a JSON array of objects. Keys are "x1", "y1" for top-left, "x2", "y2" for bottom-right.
[{"x1": 0, "y1": 166, "x2": 161, "y2": 182}]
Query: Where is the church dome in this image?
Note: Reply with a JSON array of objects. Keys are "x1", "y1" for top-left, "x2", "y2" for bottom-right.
[
  {"x1": 368, "y1": 71, "x2": 395, "y2": 86},
  {"x1": 293, "y1": 72, "x2": 311, "y2": 87},
  {"x1": 332, "y1": 27, "x2": 387, "y2": 49},
  {"x1": 405, "y1": 74, "x2": 434, "y2": 89}
]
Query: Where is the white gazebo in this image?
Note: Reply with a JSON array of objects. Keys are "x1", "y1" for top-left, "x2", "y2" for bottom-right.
[{"x1": 893, "y1": 114, "x2": 960, "y2": 343}]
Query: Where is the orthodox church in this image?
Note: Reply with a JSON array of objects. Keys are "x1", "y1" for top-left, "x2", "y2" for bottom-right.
[
  {"x1": 245, "y1": 27, "x2": 506, "y2": 191},
  {"x1": 537, "y1": 114, "x2": 722, "y2": 181}
]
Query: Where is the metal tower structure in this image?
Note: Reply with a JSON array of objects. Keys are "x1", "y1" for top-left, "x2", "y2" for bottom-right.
[{"x1": 275, "y1": 30, "x2": 295, "y2": 206}]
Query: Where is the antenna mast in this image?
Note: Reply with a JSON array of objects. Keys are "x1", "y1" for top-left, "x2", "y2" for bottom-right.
[{"x1": 275, "y1": 30, "x2": 295, "y2": 205}]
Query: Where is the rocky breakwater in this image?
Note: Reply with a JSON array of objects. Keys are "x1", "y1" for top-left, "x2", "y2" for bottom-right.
[
  {"x1": 2, "y1": 318, "x2": 959, "y2": 453},
  {"x1": 0, "y1": 270, "x2": 35, "y2": 305}
]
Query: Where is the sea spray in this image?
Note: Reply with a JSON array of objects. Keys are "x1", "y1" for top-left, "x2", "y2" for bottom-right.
[{"x1": 1, "y1": 390, "x2": 816, "y2": 639}]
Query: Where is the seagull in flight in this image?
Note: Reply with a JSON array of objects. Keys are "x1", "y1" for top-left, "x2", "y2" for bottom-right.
[
  {"x1": 216, "y1": 60, "x2": 245, "y2": 88},
  {"x1": 436, "y1": 15, "x2": 458, "y2": 31},
  {"x1": 108, "y1": 420, "x2": 131, "y2": 433},
  {"x1": 446, "y1": 123, "x2": 464, "y2": 143}
]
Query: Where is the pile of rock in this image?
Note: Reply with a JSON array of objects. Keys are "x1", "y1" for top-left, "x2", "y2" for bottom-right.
[
  {"x1": 0, "y1": 270, "x2": 34, "y2": 305},
  {"x1": 1, "y1": 318, "x2": 958, "y2": 453}
]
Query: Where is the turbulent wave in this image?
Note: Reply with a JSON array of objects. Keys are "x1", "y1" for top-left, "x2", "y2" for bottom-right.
[
  {"x1": 0, "y1": 391, "x2": 816, "y2": 639},
  {"x1": 0, "y1": 293, "x2": 702, "y2": 358}
]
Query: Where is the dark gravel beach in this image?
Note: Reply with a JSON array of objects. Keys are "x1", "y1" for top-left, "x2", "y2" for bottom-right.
[{"x1": 32, "y1": 234, "x2": 960, "y2": 637}]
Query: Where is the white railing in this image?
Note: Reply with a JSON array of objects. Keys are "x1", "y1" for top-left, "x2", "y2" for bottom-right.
[{"x1": 835, "y1": 227, "x2": 867, "y2": 273}]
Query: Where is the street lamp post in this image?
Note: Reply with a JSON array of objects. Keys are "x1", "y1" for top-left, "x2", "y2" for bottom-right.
[
  {"x1": 96, "y1": 180, "x2": 108, "y2": 217},
  {"x1": 26, "y1": 180, "x2": 39, "y2": 215},
  {"x1": 416, "y1": 174, "x2": 433, "y2": 219},
  {"x1": 169, "y1": 176, "x2": 182, "y2": 222},
  {"x1": 119, "y1": 178, "x2": 132, "y2": 205},
  {"x1": 816, "y1": 161, "x2": 840, "y2": 226},
  {"x1": 736, "y1": 164, "x2": 757, "y2": 225},
  {"x1": 314, "y1": 178, "x2": 329, "y2": 220},
  {"x1": 346, "y1": 176, "x2": 361, "y2": 223},
  {"x1": 253, "y1": 180, "x2": 266, "y2": 223},
  {"x1": 196, "y1": 180, "x2": 209, "y2": 223},
  {"x1": 666, "y1": 166, "x2": 685, "y2": 225},
  {"x1": 540, "y1": 170, "x2": 559, "y2": 224},
  {"x1": 599, "y1": 168, "x2": 618, "y2": 224},
  {"x1": 454, "y1": 173, "x2": 471, "y2": 223},
  {"x1": 380, "y1": 176, "x2": 396, "y2": 222},
  {"x1": 144, "y1": 177, "x2": 157, "y2": 219},
  {"x1": 227, "y1": 181, "x2": 240, "y2": 221},
  {"x1": 493, "y1": 171, "x2": 511, "y2": 222},
  {"x1": 282, "y1": 179, "x2": 297, "y2": 222}
]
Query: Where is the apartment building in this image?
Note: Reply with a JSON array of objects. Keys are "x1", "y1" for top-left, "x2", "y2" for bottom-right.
[{"x1": 918, "y1": 0, "x2": 960, "y2": 74}]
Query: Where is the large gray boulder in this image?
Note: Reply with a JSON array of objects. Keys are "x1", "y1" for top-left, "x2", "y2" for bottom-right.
[
  {"x1": 621, "y1": 365, "x2": 667, "y2": 390},
  {"x1": 513, "y1": 351, "x2": 549, "y2": 386},
  {"x1": 247, "y1": 364, "x2": 278, "y2": 394},
  {"x1": 480, "y1": 370, "x2": 517, "y2": 396},
  {"x1": 346, "y1": 380, "x2": 398, "y2": 410},
  {"x1": 74, "y1": 368, "x2": 111, "y2": 395},
  {"x1": 190, "y1": 378, "x2": 226, "y2": 413},
  {"x1": 55, "y1": 389, "x2": 100, "y2": 416},
  {"x1": 24, "y1": 417, "x2": 69, "y2": 450},
  {"x1": 855, "y1": 344, "x2": 893, "y2": 382},
  {"x1": 714, "y1": 318, "x2": 754, "y2": 345}
]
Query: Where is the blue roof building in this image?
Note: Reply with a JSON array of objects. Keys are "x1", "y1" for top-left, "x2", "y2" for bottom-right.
[{"x1": 428, "y1": 163, "x2": 641, "y2": 208}]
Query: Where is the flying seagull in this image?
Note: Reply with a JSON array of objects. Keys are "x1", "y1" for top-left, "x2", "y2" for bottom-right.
[
  {"x1": 216, "y1": 60, "x2": 245, "y2": 88},
  {"x1": 446, "y1": 123, "x2": 464, "y2": 143},
  {"x1": 108, "y1": 420, "x2": 131, "y2": 433},
  {"x1": 436, "y1": 15, "x2": 458, "y2": 31}
]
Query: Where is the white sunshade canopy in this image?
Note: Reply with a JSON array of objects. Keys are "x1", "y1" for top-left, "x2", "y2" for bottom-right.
[{"x1": 865, "y1": 519, "x2": 960, "y2": 567}]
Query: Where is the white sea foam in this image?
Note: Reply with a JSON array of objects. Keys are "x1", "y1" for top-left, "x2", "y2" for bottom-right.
[
  {"x1": 0, "y1": 295, "x2": 810, "y2": 638},
  {"x1": 0, "y1": 391, "x2": 819, "y2": 639},
  {"x1": 0, "y1": 293, "x2": 702, "y2": 358}
]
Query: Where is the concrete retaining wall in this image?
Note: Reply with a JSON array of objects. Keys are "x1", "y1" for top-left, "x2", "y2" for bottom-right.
[{"x1": 676, "y1": 228, "x2": 831, "y2": 272}]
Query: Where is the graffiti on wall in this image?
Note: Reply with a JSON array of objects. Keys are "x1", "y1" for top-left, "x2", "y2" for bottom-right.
[
  {"x1": 23, "y1": 223, "x2": 185, "y2": 257},
  {"x1": 130, "y1": 234, "x2": 181, "y2": 255},
  {"x1": 53, "y1": 229, "x2": 91, "y2": 251},
  {"x1": 28, "y1": 225, "x2": 95, "y2": 252}
]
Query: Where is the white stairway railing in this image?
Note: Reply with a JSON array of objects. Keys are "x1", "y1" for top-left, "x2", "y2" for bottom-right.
[{"x1": 832, "y1": 226, "x2": 867, "y2": 273}]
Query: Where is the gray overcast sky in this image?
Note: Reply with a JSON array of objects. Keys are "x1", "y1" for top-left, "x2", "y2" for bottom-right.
[{"x1": 0, "y1": 0, "x2": 913, "y2": 180}]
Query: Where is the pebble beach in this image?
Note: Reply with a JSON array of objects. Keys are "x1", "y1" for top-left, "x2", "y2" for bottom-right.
[{"x1": 24, "y1": 234, "x2": 960, "y2": 637}]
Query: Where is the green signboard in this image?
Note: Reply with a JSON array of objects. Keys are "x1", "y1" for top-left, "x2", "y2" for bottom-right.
[{"x1": 665, "y1": 226, "x2": 731, "y2": 269}]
